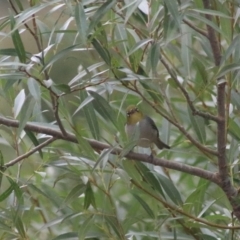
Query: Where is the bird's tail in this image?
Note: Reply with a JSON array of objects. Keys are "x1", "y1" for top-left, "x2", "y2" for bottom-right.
[{"x1": 155, "y1": 139, "x2": 170, "y2": 149}]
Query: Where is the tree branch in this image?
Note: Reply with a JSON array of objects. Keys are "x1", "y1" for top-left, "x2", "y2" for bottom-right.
[
  {"x1": 202, "y1": 0, "x2": 240, "y2": 220},
  {"x1": 0, "y1": 116, "x2": 219, "y2": 185},
  {"x1": 183, "y1": 19, "x2": 208, "y2": 38},
  {"x1": 202, "y1": 0, "x2": 222, "y2": 67},
  {"x1": 4, "y1": 137, "x2": 56, "y2": 168}
]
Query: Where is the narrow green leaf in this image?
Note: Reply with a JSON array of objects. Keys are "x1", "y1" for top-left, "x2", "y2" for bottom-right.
[
  {"x1": 25, "y1": 131, "x2": 43, "y2": 158},
  {"x1": 0, "y1": 48, "x2": 27, "y2": 57},
  {"x1": 14, "y1": 215, "x2": 26, "y2": 238},
  {"x1": 186, "y1": 12, "x2": 225, "y2": 36},
  {"x1": 157, "y1": 174, "x2": 183, "y2": 205},
  {"x1": 88, "y1": 0, "x2": 117, "y2": 33},
  {"x1": 229, "y1": 118, "x2": 240, "y2": 141},
  {"x1": 221, "y1": 35, "x2": 240, "y2": 65},
  {"x1": 128, "y1": 38, "x2": 152, "y2": 56},
  {"x1": 42, "y1": 44, "x2": 79, "y2": 71},
  {"x1": 93, "y1": 147, "x2": 114, "y2": 171},
  {"x1": 14, "y1": 89, "x2": 25, "y2": 118},
  {"x1": 78, "y1": 215, "x2": 94, "y2": 239},
  {"x1": 163, "y1": 0, "x2": 181, "y2": 28},
  {"x1": 84, "y1": 181, "x2": 96, "y2": 209},
  {"x1": 135, "y1": 162, "x2": 165, "y2": 197},
  {"x1": 124, "y1": 0, "x2": 143, "y2": 24},
  {"x1": 9, "y1": 12, "x2": 26, "y2": 63},
  {"x1": 74, "y1": 128, "x2": 97, "y2": 161},
  {"x1": 0, "y1": 151, "x2": 4, "y2": 187},
  {"x1": 191, "y1": 8, "x2": 231, "y2": 18},
  {"x1": 104, "y1": 216, "x2": 122, "y2": 239},
  {"x1": 217, "y1": 63, "x2": 240, "y2": 78},
  {"x1": 139, "y1": 81, "x2": 164, "y2": 104},
  {"x1": 231, "y1": 87, "x2": 240, "y2": 106},
  {"x1": 14, "y1": 0, "x2": 24, "y2": 11},
  {"x1": 63, "y1": 184, "x2": 86, "y2": 206},
  {"x1": 181, "y1": 24, "x2": 192, "y2": 78},
  {"x1": 188, "y1": 107, "x2": 206, "y2": 143},
  {"x1": 88, "y1": 90, "x2": 117, "y2": 129},
  {"x1": 28, "y1": 78, "x2": 41, "y2": 100},
  {"x1": 52, "y1": 232, "x2": 78, "y2": 240},
  {"x1": 122, "y1": 160, "x2": 142, "y2": 182},
  {"x1": 80, "y1": 89, "x2": 100, "y2": 140},
  {"x1": 0, "y1": 185, "x2": 14, "y2": 202},
  {"x1": 52, "y1": 84, "x2": 71, "y2": 93},
  {"x1": 7, "y1": 178, "x2": 23, "y2": 206},
  {"x1": 91, "y1": 38, "x2": 111, "y2": 66},
  {"x1": 132, "y1": 193, "x2": 155, "y2": 218},
  {"x1": 17, "y1": 97, "x2": 36, "y2": 136},
  {"x1": 75, "y1": 2, "x2": 88, "y2": 44},
  {"x1": 183, "y1": 178, "x2": 209, "y2": 215},
  {"x1": 149, "y1": 42, "x2": 160, "y2": 73}
]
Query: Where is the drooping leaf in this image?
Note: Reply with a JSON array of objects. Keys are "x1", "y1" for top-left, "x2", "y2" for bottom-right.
[
  {"x1": 132, "y1": 193, "x2": 155, "y2": 218},
  {"x1": 9, "y1": 11, "x2": 26, "y2": 63},
  {"x1": 157, "y1": 174, "x2": 183, "y2": 205},
  {"x1": 75, "y1": 2, "x2": 88, "y2": 44},
  {"x1": 88, "y1": 0, "x2": 117, "y2": 33},
  {"x1": 88, "y1": 90, "x2": 118, "y2": 129},
  {"x1": 84, "y1": 181, "x2": 96, "y2": 209},
  {"x1": 14, "y1": 89, "x2": 25, "y2": 118},
  {"x1": 188, "y1": 107, "x2": 206, "y2": 143}
]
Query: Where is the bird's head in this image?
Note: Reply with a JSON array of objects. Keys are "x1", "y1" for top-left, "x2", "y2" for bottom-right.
[{"x1": 126, "y1": 105, "x2": 143, "y2": 125}]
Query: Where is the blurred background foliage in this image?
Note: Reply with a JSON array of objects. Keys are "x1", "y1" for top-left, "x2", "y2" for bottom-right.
[{"x1": 0, "y1": 0, "x2": 240, "y2": 239}]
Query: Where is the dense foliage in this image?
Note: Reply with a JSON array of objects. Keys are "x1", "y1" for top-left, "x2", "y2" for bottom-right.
[{"x1": 1, "y1": 0, "x2": 240, "y2": 239}]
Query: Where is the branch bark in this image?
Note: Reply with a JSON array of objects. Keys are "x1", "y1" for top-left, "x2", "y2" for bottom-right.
[
  {"x1": 4, "y1": 137, "x2": 56, "y2": 168},
  {"x1": 202, "y1": 0, "x2": 240, "y2": 219},
  {"x1": 0, "y1": 116, "x2": 219, "y2": 185}
]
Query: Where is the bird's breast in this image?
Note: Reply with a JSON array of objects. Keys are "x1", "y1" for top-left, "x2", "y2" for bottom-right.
[{"x1": 125, "y1": 118, "x2": 158, "y2": 148}]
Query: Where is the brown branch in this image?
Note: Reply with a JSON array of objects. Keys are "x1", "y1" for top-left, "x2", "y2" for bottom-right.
[
  {"x1": 183, "y1": 19, "x2": 208, "y2": 38},
  {"x1": 5, "y1": 137, "x2": 56, "y2": 168},
  {"x1": 202, "y1": 0, "x2": 221, "y2": 66},
  {"x1": 202, "y1": 0, "x2": 240, "y2": 220},
  {"x1": 52, "y1": 96, "x2": 67, "y2": 137},
  {"x1": 0, "y1": 116, "x2": 219, "y2": 184}
]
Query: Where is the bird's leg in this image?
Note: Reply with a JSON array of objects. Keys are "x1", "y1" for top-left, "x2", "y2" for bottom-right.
[
  {"x1": 148, "y1": 144, "x2": 156, "y2": 162},
  {"x1": 150, "y1": 144, "x2": 157, "y2": 157}
]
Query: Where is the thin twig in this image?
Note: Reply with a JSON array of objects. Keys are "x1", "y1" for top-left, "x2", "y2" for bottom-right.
[
  {"x1": 53, "y1": 97, "x2": 67, "y2": 136},
  {"x1": 160, "y1": 57, "x2": 220, "y2": 122},
  {"x1": 0, "y1": 116, "x2": 219, "y2": 184},
  {"x1": 5, "y1": 137, "x2": 56, "y2": 168},
  {"x1": 20, "y1": 68, "x2": 68, "y2": 136},
  {"x1": 20, "y1": 68, "x2": 58, "y2": 97},
  {"x1": 132, "y1": 179, "x2": 240, "y2": 230},
  {"x1": 9, "y1": 0, "x2": 41, "y2": 52},
  {"x1": 183, "y1": 19, "x2": 208, "y2": 38}
]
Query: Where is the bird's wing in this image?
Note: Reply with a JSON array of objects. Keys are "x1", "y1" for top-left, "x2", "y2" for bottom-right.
[{"x1": 145, "y1": 116, "x2": 159, "y2": 136}]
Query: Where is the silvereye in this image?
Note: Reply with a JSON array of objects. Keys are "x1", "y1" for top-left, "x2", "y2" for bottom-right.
[{"x1": 125, "y1": 105, "x2": 170, "y2": 150}]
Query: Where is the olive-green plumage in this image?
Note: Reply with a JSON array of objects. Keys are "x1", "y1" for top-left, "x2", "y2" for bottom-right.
[{"x1": 125, "y1": 105, "x2": 170, "y2": 149}]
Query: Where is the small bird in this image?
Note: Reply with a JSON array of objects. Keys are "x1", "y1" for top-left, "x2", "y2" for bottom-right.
[{"x1": 125, "y1": 105, "x2": 170, "y2": 150}]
